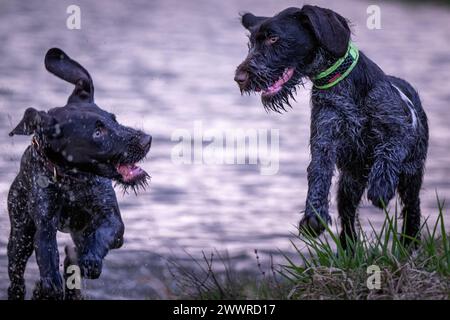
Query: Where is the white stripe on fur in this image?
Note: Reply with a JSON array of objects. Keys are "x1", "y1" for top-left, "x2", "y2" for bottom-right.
[{"x1": 391, "y1": 84, "x2": 418, "y2": 129}]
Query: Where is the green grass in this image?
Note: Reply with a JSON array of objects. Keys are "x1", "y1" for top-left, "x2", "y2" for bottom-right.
[
  {"x1": 171, "y1": 197, "x2": 450, "y2": 300},
  {"x1": 283, "y1": 196, "x2": 449, "y2": 299}
]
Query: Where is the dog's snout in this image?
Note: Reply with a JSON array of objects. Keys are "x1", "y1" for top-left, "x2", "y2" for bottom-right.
[
  {"x1": 139, "y1": 134, "x2": 152, "y2": 150},
  {"x1": 234, "y1": 70, "x2": 249, "y2": 86}
]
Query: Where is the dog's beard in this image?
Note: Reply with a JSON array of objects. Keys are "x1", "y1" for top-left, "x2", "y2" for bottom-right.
[
  {"x1": 260, "y1": 70, "x2": 304, "y2": 113},
  {"x1": 113, "y1": 151, "x2": 151, "y2": 195},
  {"x1": 115, "y1": 170, "x2": 150, "y2": 195},
  {"x1": 242, "y1": 66, "x2": 305, "y2": 113}
]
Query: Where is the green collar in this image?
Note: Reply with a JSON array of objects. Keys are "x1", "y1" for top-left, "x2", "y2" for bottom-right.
[{"x1": 312, "y1": 41, "x2": 359, "y2": 89}]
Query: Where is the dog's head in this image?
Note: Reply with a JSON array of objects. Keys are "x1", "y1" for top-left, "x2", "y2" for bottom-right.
[
  {"x1": 234, "y1": 6, "x2": 351, "y2": 112},
  {"x1": 10, "y1": 48, "x2": 152, "y2": 191}
]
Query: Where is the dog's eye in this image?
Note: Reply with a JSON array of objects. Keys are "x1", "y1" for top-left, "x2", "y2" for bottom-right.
[
  {"x1": 266, "y1": 36, "x2": 279, "y2": 45},
  {"x1": 93, "y1": 129, "x2": 102, "y2": 138},
  {"x1": 92, "y1": 128, "x2": 106, "y2": 139}
]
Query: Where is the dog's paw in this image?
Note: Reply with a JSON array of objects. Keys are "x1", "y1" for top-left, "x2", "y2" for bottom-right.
[
  {"x1": 298, "y1": 214, "x2": 329, "y2": 237},
  {"x1": 8, "y1": 283, "x2": 25, "y2": 300},
  {"x1": 367, "y1": 183, "x2": 396, "y2": 209},
  {"x1": 32, "y1": 277, "x2": 64, "y2": 300},
  {"x1": 79, "y1": 254, "x2": 103, "y2": 279},
  {"x1": 367, "y1": 166, "x2": 398, "y2": 209}
]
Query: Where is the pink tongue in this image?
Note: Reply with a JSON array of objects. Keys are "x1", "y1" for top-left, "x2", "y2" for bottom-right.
[
  {"x1": 116, "y1": 164, "x2": 144, "y2": 181},
  {"x1": 262, "y1": 68, "x2": 294, "y2": 95}
]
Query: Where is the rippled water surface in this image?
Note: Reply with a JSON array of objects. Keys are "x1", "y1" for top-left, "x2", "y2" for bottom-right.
[{"x1": 0, "y1": 0, "x2": 449, "y2": 299}]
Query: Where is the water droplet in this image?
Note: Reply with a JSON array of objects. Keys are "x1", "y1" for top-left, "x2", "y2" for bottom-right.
[{"x1": 36, "y1": 175, "x2": 50, "y2": 188}]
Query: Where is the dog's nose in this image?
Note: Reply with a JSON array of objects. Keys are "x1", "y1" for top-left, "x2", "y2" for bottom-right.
[
  {"x1": 234, "y1": 70, "x2": 249, "y2": 86},
  {"x1": 139, "y1": 134, "x2": 152, "y2": 150}
]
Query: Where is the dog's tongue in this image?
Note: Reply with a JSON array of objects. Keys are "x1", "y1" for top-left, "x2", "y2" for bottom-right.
[
  {"x1": 116, "y1": 164, "x2": 145, "y2": 182},
  {"x1": 262, "y1": 68, "x2": 294, "y2": 96}
]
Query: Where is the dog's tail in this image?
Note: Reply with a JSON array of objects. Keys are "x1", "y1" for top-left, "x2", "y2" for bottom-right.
[{"x1": 45, "y1": 48, "x2": 94, "y2": 103}]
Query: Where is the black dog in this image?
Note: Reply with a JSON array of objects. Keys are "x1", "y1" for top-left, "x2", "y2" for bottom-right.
[
  {"x1": 235, "y1": 6, "x2": 428, "y2": 248},
  {"x1": 7, "y1": 48, "x2": 151, "y2": 300}
]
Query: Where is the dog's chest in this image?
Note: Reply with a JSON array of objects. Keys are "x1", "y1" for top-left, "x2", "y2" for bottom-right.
[
  {"x1": 334, "y1": 107, "x2": 371, "y2": 169},
  {"x1": 57, "y1": 208, "x2": 90, "y2": 232},
  {"x1": 56, "y1": 182, "x2": 95, "y2": 232}
]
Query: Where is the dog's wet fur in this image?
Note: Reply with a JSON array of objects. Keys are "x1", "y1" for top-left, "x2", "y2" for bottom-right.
[
  {"x1": 7, "y1": 48, "x2": 151, "y2": 300},
  {"x1": 235, "y1": 6, "x2": 428, "y2": 247}
]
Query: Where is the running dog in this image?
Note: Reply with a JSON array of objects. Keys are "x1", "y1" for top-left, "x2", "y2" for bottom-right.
[{"x1": 7, "y1": 48, "x2": 151, "y2": 299}]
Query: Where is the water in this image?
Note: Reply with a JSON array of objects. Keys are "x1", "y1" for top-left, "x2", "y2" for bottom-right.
[{"x1": 0, "y1": 0, "x2": 449, "y2": 299}]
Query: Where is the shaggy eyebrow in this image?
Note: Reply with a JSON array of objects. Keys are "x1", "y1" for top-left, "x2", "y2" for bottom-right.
[
  {"x1": 254, "y1": 30, "x2": 268, "y2": 41},
  {"x1": 257, "y1": 25, "x2": 278, "y2": 40}
]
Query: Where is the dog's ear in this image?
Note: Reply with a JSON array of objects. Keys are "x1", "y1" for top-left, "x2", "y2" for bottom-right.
[
  {"x1": 45, "y1": 48, "x2": 95, "y2": 104},
  {"x1": 299, "y1": 5, "x2": 351, "y2": 57},
  {"x1": 241, "y1": 12, "x2": 268, "y2": 30},
  {"x1": 9, "y1": 107, "x2": 59, "y2": 137}
]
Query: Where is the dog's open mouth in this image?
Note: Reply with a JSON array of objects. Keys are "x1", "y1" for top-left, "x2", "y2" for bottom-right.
[
  {"x1": 258, "y1": 68, "x2": 295, "y2": 97},
  {"x1": 116, "y1": 163, "x2": 149, "y2": 187}
]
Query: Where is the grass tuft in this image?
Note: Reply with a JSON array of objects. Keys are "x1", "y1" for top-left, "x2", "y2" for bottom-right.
[
  {"x1": 171, "y1": 198, "x2": 450, "y2": 300},
  {"x1": 284, "y1": 197, "x2": 450, "y2": 299},
  {"x1": 168, "y1": 249, "x2": 289, "y2": 299}
]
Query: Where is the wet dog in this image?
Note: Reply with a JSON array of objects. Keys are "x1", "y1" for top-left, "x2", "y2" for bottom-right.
[
  {"x1": 234, "y1": 6, "x2": 428, "y2": 248},
  {"x1": 7, "y1": 48, "x2": 151, "y2": 299}
]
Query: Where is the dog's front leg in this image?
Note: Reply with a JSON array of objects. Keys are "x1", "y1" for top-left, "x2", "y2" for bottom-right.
[
  {"x1": 299, "y1": 106, "x2": 338, "y2": 236},
  {"x1": 367, "y1": 141, "x2": 406, "y2": 208},
  {"x1": 74, "y1": 210, "x2": 124, "y2": 279},
  {"x1": 72, "y1": 188, "x2": 124, "y2": 279},
  {"x1": 31, "y1": 192, "x2": 64, "y2": 300},
  {"x1": 365, "y1": 82, "x2": 413, "y2": 208}
]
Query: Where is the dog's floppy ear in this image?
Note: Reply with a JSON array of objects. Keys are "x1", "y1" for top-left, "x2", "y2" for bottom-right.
[
  {"x1": 241, "y1": 12, "x2": 268, "y2": 30},
  {"x1": 299, "y1": 5, "x2": 351, "y2": 57},
  {"x1": 9, "y1": 107, "x2": 59, "y2": 137},
  {"x1": 45, "y1": 48, "x2": 95, "y2": 104}
]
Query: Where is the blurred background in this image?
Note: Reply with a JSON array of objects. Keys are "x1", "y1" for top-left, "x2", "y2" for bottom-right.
[{"x1": 0, "y1": 0, "x2": 449, "y2": 299}]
